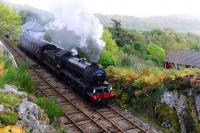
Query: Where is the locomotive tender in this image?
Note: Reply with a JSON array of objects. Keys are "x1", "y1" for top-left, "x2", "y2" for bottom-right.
[{"x1": 20, "y1": 23, "x2": 114, "y2": 104}]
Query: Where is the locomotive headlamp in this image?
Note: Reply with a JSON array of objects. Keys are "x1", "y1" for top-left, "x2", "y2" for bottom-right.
[{"x1": 93, "y1": 89, "x2": 96, "y2": 94}]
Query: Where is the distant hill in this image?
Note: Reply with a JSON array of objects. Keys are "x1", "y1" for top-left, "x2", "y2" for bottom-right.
[
  {"x1": 96, "y1": 14, "x2": 200, "y2": 33},
  {"x1": 1, "y1": 1, "x2": 53, "y2": 18},
  {"x1": 2, "y1": 0, "x2": 200, "y2": 33}
]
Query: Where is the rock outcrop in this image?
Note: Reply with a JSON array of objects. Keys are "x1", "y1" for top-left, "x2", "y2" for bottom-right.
[
  {"x1": 17, "y1": 98, "x2": 55, "y2": 133},
  {"x1": 161, "y1": 90, "x2": 187, "y2": 133},
  {"x1": 0, "y1": 85, "x2": 56, "y2": 133}
]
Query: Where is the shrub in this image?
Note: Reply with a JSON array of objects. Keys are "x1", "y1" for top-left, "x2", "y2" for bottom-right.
[
  {"x1": 133, "y1": 78, "x2": 144, "y2": 89},
  {"x1": 36, "y1": 97, "x2": 63, "y2": 122},
  {"x1": 99, "y1": 50, "x2": 116, "y2": 67},
  {"x1": 121, "y1": 44, "x2": 134, "y2": 55},
  {"x1": 117, "y1": 53, "x2": 133, "y2": 67}
]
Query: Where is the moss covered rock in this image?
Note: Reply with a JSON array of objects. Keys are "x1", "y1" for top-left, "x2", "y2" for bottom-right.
[{"x1": 157, "y1": 104, "x2": 180, "y2": 132}]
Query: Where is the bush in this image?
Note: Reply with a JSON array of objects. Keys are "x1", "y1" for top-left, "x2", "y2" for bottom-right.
[
  {"x1": 99, "y1": 50, "x2": 116, "y2": 67},
  {"x1": 36, "y1": 97, "x2": 63, "y2": 122},
  {"x1": 121, "y1": 44, "x2": 134, "y2": 55},
  {"x1": 133, "y1": 78, "x2": 144, "y2": 89},
  {"x1": 117, "y1": 53, "x2": 133, "y2": 67}
]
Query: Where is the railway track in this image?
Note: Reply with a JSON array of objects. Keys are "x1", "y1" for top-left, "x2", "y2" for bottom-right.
[{"x1": 2, "y1": 39, "x2": 156, "y2": 133}]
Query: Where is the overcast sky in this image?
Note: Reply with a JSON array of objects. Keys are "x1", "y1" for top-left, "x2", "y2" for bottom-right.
[{"x1": 3, "y1": 0, "x2": 200, "y2": 17}]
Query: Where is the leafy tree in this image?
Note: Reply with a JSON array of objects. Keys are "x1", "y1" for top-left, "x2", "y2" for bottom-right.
[
  {"x1": 0, "y1": 4, "x2": 21, "y2": 44},
  {"x1": 99, "y1": 28, "x2": 118, "y2": 67},
  {"x1": 99, "y1": 50, "x2": 116, "y2": 67},
  {"x1": 146, "y1": 43, "x2": 165, "y2": 65},
  {"x1": 109, "y1": 19, "x2": 134, "y2": 47},
  {"x1": 102, "y1": 28, "x2": 119, "y2": 55}
]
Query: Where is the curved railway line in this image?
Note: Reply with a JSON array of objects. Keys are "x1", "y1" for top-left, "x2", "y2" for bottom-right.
[{"x1": 2, "y1": 39, "x2": 158, "y2": 133}]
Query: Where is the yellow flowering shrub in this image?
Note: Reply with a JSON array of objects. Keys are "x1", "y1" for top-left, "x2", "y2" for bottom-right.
[{"x1": 106, "y1": 66, "x2": 200, "y2": 91}]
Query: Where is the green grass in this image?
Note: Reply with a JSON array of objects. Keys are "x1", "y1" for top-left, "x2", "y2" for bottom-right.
[
  {"x1": 0, "y1": 55, "x2": 64, "y2": 128},
  {"x1": 36, "y1": 97, "x2": 63, "y2": 122},
  {"x1": 0, "y1": 91, "x2": 23, "y2": 108},
  {"x1": 0, "y1": 91, "x2": 22, "y2": 126},
  {"x1": 0, "y1": 56, "x2": 36, "y2": 94},
  {"x1": 0, "y1": 111, "x2": 18, "y2": 125}
]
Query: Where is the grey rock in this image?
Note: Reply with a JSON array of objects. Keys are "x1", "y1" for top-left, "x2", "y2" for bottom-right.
[
  {"x1": 17, "y1": 98, "x2": 55, "y2": 133},
  {"x1": 161, "y1": 90, "x2": 185, "y2": 115},
  {"x1": 3, "y1": 84, "x2": 26, "y2": 96},
  {"x1": 161, "y1": 90, "x2": 186, "y2": 133},
  {"x1": 194, "y1": 94, "x2": 200, "y2": 120},
  {"x1": 0, "y1": 104, "x2": 5, "y2": 112},
  {"x1": 5, "y1": 108, "x2": 11, "y2": 113}
]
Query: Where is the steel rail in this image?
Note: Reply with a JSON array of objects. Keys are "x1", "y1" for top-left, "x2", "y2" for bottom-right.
[{"x1": 108, "y1": 105, "x2": 148, "y2": 133}]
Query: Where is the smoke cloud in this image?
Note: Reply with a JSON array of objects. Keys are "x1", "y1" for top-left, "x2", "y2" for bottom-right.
[{"x1": 5, "y1": 0, "x2": 105, "y2": 62}]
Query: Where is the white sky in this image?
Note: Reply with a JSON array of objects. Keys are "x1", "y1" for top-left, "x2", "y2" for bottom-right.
[{"x1": 4, "y1": 0, "x2": 200, "y2": 17}]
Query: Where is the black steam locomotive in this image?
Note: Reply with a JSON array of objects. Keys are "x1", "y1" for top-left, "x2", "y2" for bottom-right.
[{"x1": 20, "y1": 24, "x2": 114, "y2": 104}]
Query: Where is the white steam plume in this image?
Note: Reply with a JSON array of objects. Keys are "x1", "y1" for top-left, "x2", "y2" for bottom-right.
[{"x1": 5, "y1": 0, "x2": 105, "y2": 62}]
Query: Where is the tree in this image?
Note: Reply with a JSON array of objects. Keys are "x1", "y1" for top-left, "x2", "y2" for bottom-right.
[
  {"x1": 146, "y1": 43, "x2": 165, "y2": 65},
  {"x1": 102, "y1": 28, "x2": 119, "y2": 55},
  {"x1": 0, "y1": 4, "x2": 21, "y2": 44},
  {"x1": 109, "y1": 19, "x2": 134, "y2": 47},
  {"x1": 99, "y1": 28, "x2": 118, "y2": 67}
]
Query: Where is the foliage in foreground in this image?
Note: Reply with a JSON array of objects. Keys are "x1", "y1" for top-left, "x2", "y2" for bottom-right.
[
  {"x1": 36, "y1": 97, "x2": 63, "y2": 122},
  {"x1": 0, "y1": 91, "x2": 23, "y2": 125},
  {"x1": 0, "y1": 3, "x2": 21, "y2": 44},
  {"x1": 0, "y1": 112, "x2": 18, "y2": 126},
  {"x1": 0, "y1": 56, "x2": 36, "y2": 94}
]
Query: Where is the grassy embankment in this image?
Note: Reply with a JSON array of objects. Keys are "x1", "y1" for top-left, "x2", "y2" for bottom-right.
[{"x1": 0, "y1": 55, "x2": 63, "y2": 128}]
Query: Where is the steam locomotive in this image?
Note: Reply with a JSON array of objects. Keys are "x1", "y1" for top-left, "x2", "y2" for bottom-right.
[{"x1": 20, "y1": 24, "x2": 114, "y2": 104}]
